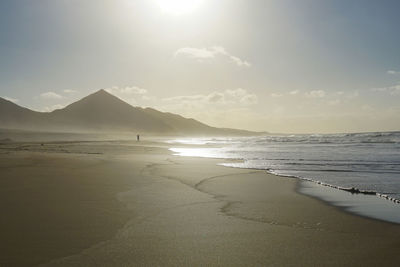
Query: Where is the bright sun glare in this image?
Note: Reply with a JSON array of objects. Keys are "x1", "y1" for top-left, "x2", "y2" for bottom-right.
[{"x1": 156, "y1": 0, "x2": 203, "y2": 15}]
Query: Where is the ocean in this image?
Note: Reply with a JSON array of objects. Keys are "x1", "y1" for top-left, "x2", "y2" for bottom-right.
[{"x1": 167, "y1": 131, "x2": 400, "y2": 223}]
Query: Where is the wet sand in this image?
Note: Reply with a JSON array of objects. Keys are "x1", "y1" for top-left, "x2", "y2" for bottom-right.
[{"x1": 1, "y1": 140, "x2": 400, "y2": 266}]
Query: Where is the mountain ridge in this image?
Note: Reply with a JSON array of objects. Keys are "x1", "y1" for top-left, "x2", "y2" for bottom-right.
[{"x1": 0, "y1": 89, "x2": 264, "y2": 136}]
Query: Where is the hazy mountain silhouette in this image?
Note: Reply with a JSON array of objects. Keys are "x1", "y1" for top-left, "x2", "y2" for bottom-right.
[
  {"x1": 0, "y1": 97, "x2": 43, "y2": 128},
  {"x1": 0, "y1": 89, "x2": 262, "y2": 136}
]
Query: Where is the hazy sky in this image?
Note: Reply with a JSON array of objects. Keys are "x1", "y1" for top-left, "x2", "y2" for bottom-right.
[{"x1": 1, "y1": 0, "x2": 400, "y2": 133}]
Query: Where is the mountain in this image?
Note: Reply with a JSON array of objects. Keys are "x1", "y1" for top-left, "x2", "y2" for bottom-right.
[
  {"x1": 49, "y1": 90, "x2": 173, "y2": 133},
  {"x1": 0, "y1": 89, "x2": 263, "y2": 136},
  {"x1": 0, "y1": 97, "x2": 44, "y2": 128}
]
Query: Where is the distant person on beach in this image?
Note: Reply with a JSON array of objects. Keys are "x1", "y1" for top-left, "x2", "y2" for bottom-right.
[{"x1": 137, "y1": 134, "x2": 140, "y2": 141}]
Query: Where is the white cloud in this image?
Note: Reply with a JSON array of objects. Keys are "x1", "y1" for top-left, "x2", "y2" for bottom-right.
[
  {"x1": 207, "y1": 92, "x2": 225, "y2": 103},
  {"x1": 306, "y1": 90, "x2": 326, "y2": 98},
  {"x1": 371, "y1": 87, "x2": 387, "y2": 92},
  {"x1": 346, "y1": 90, "x2": 359, "y2": 98},
  {"x1": 105, "y1": 86, "x2": 149, "y2": 105},
  {"x1": 371, "y1": 84, "x2": 400, "y2": 95},
  {"x1": 332, "y1": 90, "x2": 359, "y2": 100},
  {"x1": 63, "y1": 89, "x2": 77, "y2": 94},
  {"x1": 240, "y1": 94, "x2": 258, "y2": 105},
  {"x1": 159, "y1": 88, "x2": 258, "y2": 129},
  {"x1": 175, "y1": 46, "x2": 251, "y2": 67},
  {"x1": 163, "y1": 88, "x2": 258, "y2": 107},
  {"x1": 40, "y1": 92, "x2": 63, "y2": 99},
  {"x1": 229, "y1": 55, "x2": 251, "y2": 67},
  {"x1": 2, "y1": 96, "x2": 19, "y2": 103},
  {"x1": 42, "y1": 104, "x2": 64, "y2": 112},
  {"x1": 105, "y1": 86, "x2": 147, "y2": 96},
  {"x1": 269, "y1": 90, "x2": 299, "y2": 98},
  {"x1": 164, "y1": 94, "x2": 205, "y2": 103},
  {"x1": 225, "y1": 88, "x2": 249, "y2": 98},
  {"x1": 174, "y1": 47, "x2": 215, "y2": 59},
  {"x1": 387, "y1": 70, "x2": 400, "y2": 75}
]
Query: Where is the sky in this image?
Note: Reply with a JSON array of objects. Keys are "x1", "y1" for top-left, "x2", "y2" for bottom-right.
[{"x1": 1, "y1": 0, "x2": 400, "y2": 133}]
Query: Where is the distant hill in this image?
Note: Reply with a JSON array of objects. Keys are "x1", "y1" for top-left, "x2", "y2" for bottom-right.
[
  {"x1": 0, "y1": 97, "x2": 43, "y2": 128},
  {"x1": 0, "y1": 89, "x2": 264, "y2": 136}
]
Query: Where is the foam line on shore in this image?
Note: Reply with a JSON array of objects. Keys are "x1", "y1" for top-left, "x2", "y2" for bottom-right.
[
  {"x1": 170, "y1": 148, "x2": 400, "y2": 205},
  {"x1": 275, "y1": 172, "x2": 400, "y2": 204},
  {"x1": 219, "y1": 164, "x2": 400, "y2": 204},
  {"x1": 267, "y1": 169, "x2": 400, "y2": 204}
]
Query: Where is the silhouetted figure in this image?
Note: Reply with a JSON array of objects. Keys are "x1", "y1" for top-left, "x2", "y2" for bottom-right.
[{"x1": 137, "y1": 134, "x2": 140, "y2": 141}]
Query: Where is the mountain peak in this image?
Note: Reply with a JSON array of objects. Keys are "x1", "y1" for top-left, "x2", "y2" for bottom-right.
[
  {"x1": 96, "y1": 88, "x2": 108, "y2": 94},
  {"x1": 83, "y1": 89, "x2": 124, "y2": 102},
  {"x1": 57, "y1": 88, "x2": 131, "y2": 114},
  {"x1": 91, "y1": 89, "x2": 112, "y2": 97}
]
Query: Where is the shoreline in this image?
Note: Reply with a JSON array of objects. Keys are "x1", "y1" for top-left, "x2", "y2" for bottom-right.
[
  {"x1": 1, "y1": 140, "x2": 400, "y2": 266},
  {"x1": 222, "y1": 164, "x2": 400, "y2": 225},
  {"x1": 170, "y1": 147, "x2": 400, "y2": 225},
  {"x1": 297, "y1": 179, "x2": 400, "y2": 225},
  {"x1": 218, "y1": 162, "x2": 400, "y2": 225}
]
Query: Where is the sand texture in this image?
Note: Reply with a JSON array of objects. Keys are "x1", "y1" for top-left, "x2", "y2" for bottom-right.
[{"x1": 1, "y1": 140, "x2": 400, "y2": 266}]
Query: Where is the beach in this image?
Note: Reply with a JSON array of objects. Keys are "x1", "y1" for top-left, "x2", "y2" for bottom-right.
[{"x1": 1, "y1": 140, "x2": 400, "y2": 266}]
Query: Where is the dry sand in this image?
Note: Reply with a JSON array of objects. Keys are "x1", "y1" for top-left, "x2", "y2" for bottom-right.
[{"x1": 0, "y1": 140, "x2": 400, "y2": 266}]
